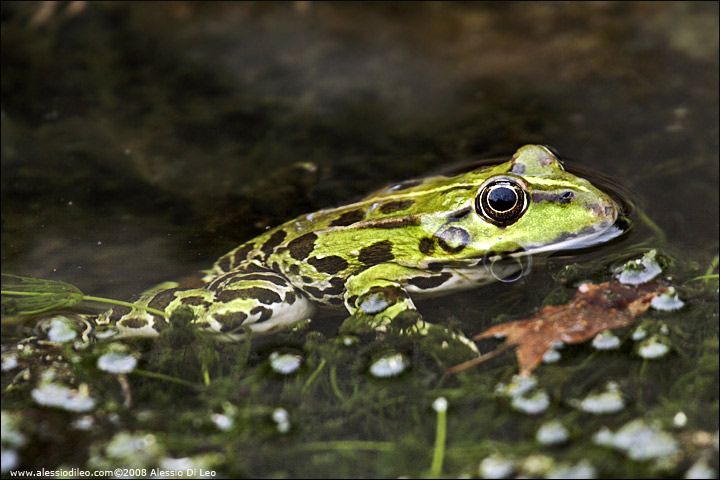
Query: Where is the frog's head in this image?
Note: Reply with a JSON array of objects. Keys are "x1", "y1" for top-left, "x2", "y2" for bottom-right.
[{"x1": 420, "y1": 145, "x2": 621, "y2": 265}]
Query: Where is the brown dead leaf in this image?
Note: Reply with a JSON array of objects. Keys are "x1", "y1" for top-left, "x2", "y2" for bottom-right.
[{"x1": 447, "y1": 281, "x2": 667, "y2": 376}]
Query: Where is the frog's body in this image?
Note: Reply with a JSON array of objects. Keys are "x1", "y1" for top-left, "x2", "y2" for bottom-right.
[{"x1": 99, "y1": 145, "x2": 620, "y2": 340}]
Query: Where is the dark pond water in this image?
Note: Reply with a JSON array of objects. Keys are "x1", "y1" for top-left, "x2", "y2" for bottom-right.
[{"x1": 2, "y1": 3, "x2": 718, "y2": 478}]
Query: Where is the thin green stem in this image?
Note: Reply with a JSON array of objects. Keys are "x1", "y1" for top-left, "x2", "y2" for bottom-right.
[
  {"x1": 1, "y1": 290, "x2": 167, "y2": 318},
  {"x1": 133, "y1": 369, "x2": 199, "y2": 388},
  {"x1": 303, "y1": 358, "x2": 326, "y2": 392},
  {"x1": 81, "y1": 295, "x2": 167, "y2": 317},
  {"x1": 330, "y1": 365, "x2": 345, "y2": 401},
  {"x1": 430, "y1": 399, "x2": 448, "y2": 477},
  {"x1": 299, "y1": 440, "x2": 394, "y2": 452}
]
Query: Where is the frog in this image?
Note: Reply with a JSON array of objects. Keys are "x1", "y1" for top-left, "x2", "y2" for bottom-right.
[{"x1": 97, "y1": 145, "x2": 622, "y2": 342}]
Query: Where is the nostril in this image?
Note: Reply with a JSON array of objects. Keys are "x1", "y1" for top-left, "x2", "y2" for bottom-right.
[{"x1": 558, "y1": 191, "x2": 575, "y2": 204}]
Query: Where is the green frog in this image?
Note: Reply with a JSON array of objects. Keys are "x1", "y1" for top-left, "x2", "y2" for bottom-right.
[{"x1": 98, "y1": 145, "x2": 622, "y2": 341}]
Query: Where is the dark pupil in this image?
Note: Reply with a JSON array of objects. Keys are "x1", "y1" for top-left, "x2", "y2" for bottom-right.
[{"x1": 488, "y1": 186, "x2": 517, "y2": 212}]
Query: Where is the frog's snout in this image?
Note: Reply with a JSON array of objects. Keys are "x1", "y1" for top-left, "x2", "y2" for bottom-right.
[{"x1": 588, "y1": 193, "x2": 619, "y2": 226}]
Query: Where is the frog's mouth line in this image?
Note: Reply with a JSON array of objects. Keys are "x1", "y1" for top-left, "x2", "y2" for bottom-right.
[
  {"x1": 524, "y1": 220, "x2": 628, "y2": 256},
  {"x1": 481, "y1": 215, "x2": 629, "y2": 263}
]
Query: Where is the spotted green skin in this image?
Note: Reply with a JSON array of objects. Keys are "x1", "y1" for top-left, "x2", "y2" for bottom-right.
[{"x1": 100, "y1": 145, "x2": 619, "y2": 339}]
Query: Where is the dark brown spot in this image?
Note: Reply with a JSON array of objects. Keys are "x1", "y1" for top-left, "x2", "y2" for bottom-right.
[
  {"x1": 362, "y1": 217, "x2": 420, "y2": 229},
  {"x1": 217, "y1": 287, "x2": 281, "y2": 305},
  {"x1": 329, "y1": 298, "x2": 344, "y2": 306},
  {"x1": 260, "y1": 230, "x2": 287, "y2": 257},
  {"x1": 120, "y1": 317, "x2": 149, "y2": 328},
  {"x1": 206, "y1": 271, "x2": 241, "y2": 291},
  {"x1": 407, "y1": 272, "x2": 452, "y2": 290},
  {"x1": 427, "y1": 262, "x2": 444, "y2": 272},
  {"x1": 308, "y1": 255, "x2": 349, "y2": 275},
  {"x1": 302, "y1": 276, "x2": 313, "y2": 283},
  {"x1": 436, "y1": 227, "x2": 470, "y2": 254},
  {"x1": 330, "y1": 209, "x2": 366, "y2": 227},
  {"x1": 250, "y1": 306, "x2": 273, "y2": 322},
  {"x1": 233, "y1": 263, "x2": 269, "y2": 274},
  {"x1": 419, "y1": 237, "x2": 434, "y2": 255},
  {"x1": 324, "y1": 277, "x2": 346, "y2": 296},
  {"x1": 358, "y1": 240, "x2": 394, "y2": 266},
  {"x1": 448, "y1": 206, "x2": 471, "y2": 221},
  {"x1": 284, "y1": 291, "x2": 296, "y2": 304},
  {"x1": 287, "y1": 232, "x2": 318, "y2": 261},
  {"x1": 217, "y1": 255, "x2": 232, "y2": 272},
  {"x1": 532, "y1": 191, "x2": 575, "y2": 204},
  {"x1": 379, "y1": 200, "x2": 415, "y2": 214},
  {"x1": 357, "y1": 285, "x2": 408, "y2": 309},
  {"x1": 302, "y1": 278, "x2": 345, "y2": 300},
  {"x1": 148, "y1": 288, "x2": 182, "y2": 311},
  {"x1": 152, "y1": 315, "x2": 168, "y2": 330},
  {"x1": 215, "y1": 311, "x2": 248, "y2": 332},
  {"x1": 229, "y1": 273, "x2": 288, "y2": 286},
  {"x1": 232, "y1": 243, "x2": 255, "y2": 266},
  {"x1": 181, "y1": 296, "x2": 212, "y2": 308},
  {"x1": 288, "y1": 264, "x2": 300, "y2": 275},
  {"x1": 108, "y1": 305, "x2": 132, "y2": 322},
  {"x1": 304, "y1": 286, "x2": 324, "y2": 299}
]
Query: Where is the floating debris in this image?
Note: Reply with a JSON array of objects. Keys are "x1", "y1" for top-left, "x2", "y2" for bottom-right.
[
  {"x1": 1, "y1": 411, "x2": 27, "y2": 449},
  {"x1": 632, "y1": 326, "x2": 648, "y2": 341},
  {"x1": 511, "y1": 389, "x2": 550, "y2": 415},
  {"x1": 46, "y1": 316, "x2": 78, "y2": 343},
  {"x1": 97, "y1": 347, "x2": 138, "y2": 374},
  {"x1": 1, "y1": 354, "x2": 18, "y2": 372},
  {"x1": 592, "y1": 331, "x2": 621, "y2": 350},
  {"x1": 269, "y1": 351, "x2": 303, "y2": 375},
  {"x1": 210, "y1": 413, "x2": 233, "y2": 432},
  {"x1": 496, "y1": 376, "x2": 551, "y2": 415},
  {"x1": 1, "y1": 411, "x2": 26, "y2": 472},
  {"x1": 1, "y1": 449, "x2": 19, "y2": 474},
  {"x1": 495, "y1": 374, "x2": 538, "y2": 398},
  {"x1": 542, "y1": 347, "x2": 562, "y2": 364},
  {"x1": 637, "y1": 335, "x2": 671, "y2": 359},
  {"x1": 684, "y1": 457, "x2": 717, "y2": 479},
  {"x1": 593, "y1": 418, "x2": 679, "y2": 463},
  {"x1": 272, "y1": 408, "x2": 291, "y2": 434},
  {"x1": 572, "y1": 382, "x2": 625, "y2": 414},
  {"x1": 448, "y1": 281, "x2": 665, "y2": 375},
  {"x1": 432, "y1": 397, "x2": 448, "y2": 413},
  {"x1": 617, "y1": 250, "x2": 662, "y2": 285},
  {"x1": 99, "y1": 432, "x2": 163, "y2": 469},
  {"x1": 536, "y1": 420, "x2": 569, "y2": 445},
  {"x1": 369, "y1": 352, "x2": 408, "y2": 378},
  {"x1": 31, "y1": 382, "x2": 95, "y2": 412},
  {"x1": 673, "y1": 412, "x2": 687, "y2": 428},
  {"x1": 547, "y1": 460, "x2": 597, "y2": 479},
  {"x1": 160, "y1": 454, "x2": 222, "y2": 475},
  {"x1": 518, "y1": 454, "x2": 555, "y2": 477},
  {"x1": 478, "y1": 453, "x2": 515, "y2": 479},
  {"x1": 71, "y1": 415, "x2": 95, "y2": 431},
  {"x1": 340, "y1": 335, "x2": 358, "y2": 347},
  {"x1": 651, "y1": 287, "x2": 684, "y2": 311}
]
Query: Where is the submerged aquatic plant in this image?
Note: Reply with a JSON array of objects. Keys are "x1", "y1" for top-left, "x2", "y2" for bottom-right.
[{"x1": 1, "y1": 274, "x2": 166, "y2": 319}]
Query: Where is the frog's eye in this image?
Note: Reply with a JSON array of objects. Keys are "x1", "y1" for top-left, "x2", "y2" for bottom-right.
[{"x1": 476, "y1": 178, "x2": 529, "y2": 226}]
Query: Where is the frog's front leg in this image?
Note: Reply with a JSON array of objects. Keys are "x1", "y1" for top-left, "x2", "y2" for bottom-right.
[{"x1": 344, "y1": 264, "x2": 478, "y2": 352}]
